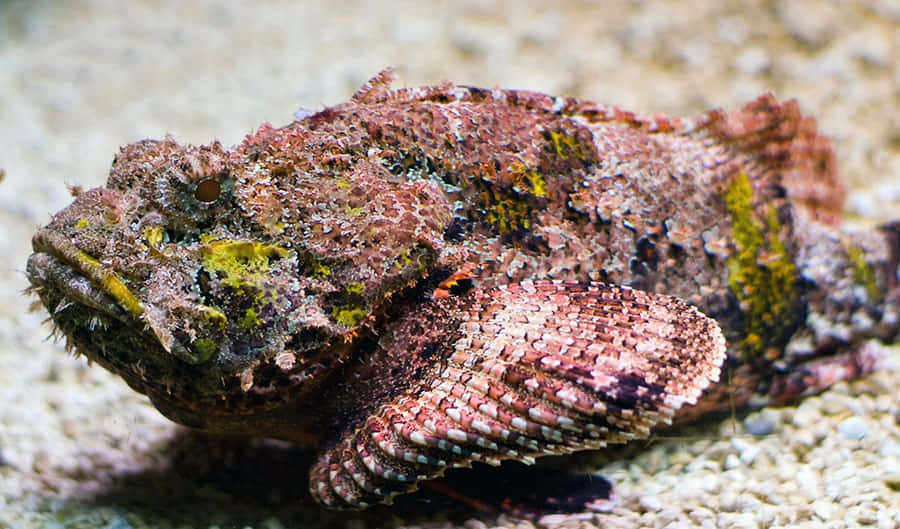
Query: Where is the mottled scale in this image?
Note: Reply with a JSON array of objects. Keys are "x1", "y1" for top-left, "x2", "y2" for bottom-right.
[
  {"x1": 442, "y1": 355, "x2": 586, "y2": 447},
  {"x1": 418, "y1": 386, "x2": 507, "y2": 455},
  {"x1": 361, "y1": 415, "x2": 439, "y2": 481},
  {"x1": 431, "y1": 373, "x2": 547, "y2": 451},
  {"x1": 312, "y1": 421, "x2": 424, "y2": 507},
  {"x1": 394, "y1": 395, "x2": 494, "y2": 462},
  {"x1": 379, "y1": 404, "x2": 457, "y2": 467},
  {"x1": 429, "y1": 376, "x2": 549, "y2": 451}
]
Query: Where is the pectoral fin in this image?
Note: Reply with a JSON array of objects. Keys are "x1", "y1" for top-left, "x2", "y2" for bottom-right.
[{"x1": 310, "y1": 281, "x2": 726, "y2": 509}]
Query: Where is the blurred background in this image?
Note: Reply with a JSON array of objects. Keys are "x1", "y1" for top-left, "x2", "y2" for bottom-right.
[{"x1": 1, "y1": 1, "x2": 898, "y2": 528}]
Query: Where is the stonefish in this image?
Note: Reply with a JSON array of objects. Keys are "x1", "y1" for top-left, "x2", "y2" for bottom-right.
[{"x1": 27, "y1": 70, "x2": 899, "y2": 510}]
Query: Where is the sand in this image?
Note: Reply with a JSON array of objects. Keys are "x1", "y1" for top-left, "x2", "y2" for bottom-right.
[{"x1": 1, "y1": 1, "x2": 899, "y2": 528}]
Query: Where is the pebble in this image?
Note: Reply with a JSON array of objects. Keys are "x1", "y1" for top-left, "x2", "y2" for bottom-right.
[
  {"x1": 776, "y1": 0, "x2": 840, "y2": 46},
  {"x1": 717, "y1": 490, "x2": 743, "y2": 512},
  {"x1": 537, "y1": 513, "x2": 593, "y2": 525},
  {"x1": 716, "y1": 512, "x2": 758, "y2": 529},
  {"x1": 743, "y1": 412, "x2": 776, "y2": 436},
  {"x1": 878, "y1": 509, "x2": 900, "y2": 529},
  {"x1": 792, "y1": 402, "x2": 821, "y2": 429},
  {"x1": 724, "y1": 453, "x2": 741, "y2": 470},
  {"x1": 731, "y1": 438, "x2": 761, "y2": 465},
  {"x1": 880, "y1": 473, "x2": 900, "y2": 491},
  {"x1": 754, "y1": 505, "x2": 777, "y2": 526},
  {"x1": 794, "y1": 468, "x2": 821, "y2": 499},
  {"x1": 810, "y1": 499, "x2": 834, "y2": 520},
  {"x1": 837, "y1": 417, "x2": 868, "y2": 440},
  {"x1": 847, "y1": 30, "x2": 891, "y2": 67},
  {"x1": 734, "y1": 47, "x2": 770, "y2": 75},
  {"x1": 819, "y1": 393, "x2": 850, "y2": 415},
  {"x1": 792, "y1": 429, "x2": 817, "y2": 449},
  {"x1": 687, "y1": 506, "x2": 714, "y2": 522},
  {"x1": 847, "y1": 503, "x2": 879, "y2": 525},
  {"x1": 639, "y1": 494, "x2": 664, "y2": 512},
  {"x1": 881, "y1": 439, "x2": 900, "y2": 458},
  {"x1": 848, "y1": 190, "x2": 878, "y2": 218}
]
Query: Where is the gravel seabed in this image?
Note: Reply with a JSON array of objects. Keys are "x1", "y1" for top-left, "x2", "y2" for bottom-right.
[{"x1": 1, "y1": 1, "x2": 899, "y2": 528}]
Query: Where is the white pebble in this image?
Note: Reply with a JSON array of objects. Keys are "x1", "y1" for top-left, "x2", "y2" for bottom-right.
[
  {"x1": 734, "y1": 47, "x2": 770, "y2": 74},
  {"x1": 794, "y1": 467, "x2": 821, "y2": 499},
  {"x1": 811, "y1": 499, "x2": 834, "y2": 520},
  {"x1": 725, "y1": 453, "x2": 741, "y2": 470},
  {"x1": 716, "y1": 512, "x2": 759, "y2": 529},
  {"x1": 880, "y1": 439, "x2": 900, "y2": 458},
  {"x1": 731, "y1": 437, "x2": 761, "y2": 464},
  {"x1": 639, "y1": 494, "x2": 664, "y2": 512},
  {"x1": 837, "y1": 417, "x2": 868, "y2": 440}
]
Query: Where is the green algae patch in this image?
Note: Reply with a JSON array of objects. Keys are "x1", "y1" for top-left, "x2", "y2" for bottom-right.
[
  {"x1": 846, "y1": 242, "x2": 879, "y2": 302},
  {"x1": 346, "y1": 206, "x2": 365, "y2": 217},
  {"x1": 189, "y1": 337, "x2": 218, "y2": 363},
  {"x1": 301, "y1": 256, "x2": 333, "y2": 278},
  {"x1": 725, "y1": 171, "x2": 799, "y2": 358},
  {"x1": 200, "y1": 240, "x2": 290, "y2": 290},
  {"x1": 141, "y1": 225, "x2": 165, "y2": 248},
  {"x1": 265, "y1": 220, "x2": 286, "y2": 235},
  {"x1": 479, "y1": 182, "x2": 532, "y2": 237},
  {"x1": 486, "y1": 193, "x2": 531, "y2": 236},
  {"x1": 525, "y1": 170, "x2": 548, "y2": 198},
  {"x1": 74, "y1": 218, "x2": 90, "y2": 229},
  {"x1": 546, "y1": 130, "x2": 592, "y2": 161},
  {"x1": 509, "y1": 163, "x2": 549, "y2": 198},
  {"x1": 197, "y1": 304, "x2": 227, "y2": 329},
  {"x1": 473, "y1": 163, "x2": 548, "y2": 238},
  {"x1": 311, "y1": 262, "x2": 332, "y2": 277},
  {"x1": 331, "y1": 303, "x2": 368, "y2": 328},
  {"x1": 391, "y1": 246, "x2": 434, "y2": 280},
  {"x1": 345, "y1": 281, "x2": 366, "y2": 296},
  {"x1": 238, "y1": 307, "x2": 261, "y2": 329}
]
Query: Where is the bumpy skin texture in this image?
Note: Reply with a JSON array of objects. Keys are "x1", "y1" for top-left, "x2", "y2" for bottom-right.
[{"x1": 27, "y1": 69, "x2": 899, "y2": 509}]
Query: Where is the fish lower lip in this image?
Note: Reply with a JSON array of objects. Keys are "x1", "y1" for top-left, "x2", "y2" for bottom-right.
[
  {"x1": 30, "y1": 229, "x2": 143, "y2": 318},
  {"x1": 26, "y1": 251, "x2": 131, "y2": 322}
]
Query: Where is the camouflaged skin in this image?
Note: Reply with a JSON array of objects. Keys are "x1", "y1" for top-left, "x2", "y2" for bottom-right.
[{"x1": 27, "y1": 69, "x2": 899, "y2": 509}]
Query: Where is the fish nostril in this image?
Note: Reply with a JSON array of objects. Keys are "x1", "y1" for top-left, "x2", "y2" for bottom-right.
[
  {"x1": 165, "y1": 226, "x2": 188, "y2": 244},
  {"x1": 196, "y1": 268, "x2": 214, "y2": 304}
]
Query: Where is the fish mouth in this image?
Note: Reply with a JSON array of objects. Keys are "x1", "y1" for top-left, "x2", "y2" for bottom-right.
[
  {"x1": 28, "y1": 229, "x2": 214, "y2": 365},
  {"x1": 28, "y1": 229, "x2": 143, "y2": 323},
  {"x1": 26, "y1": 229, "x2": 169, "y2": 393},
  {"x1": 27, "y1": 229, "x2": 224, "y2": 424}
]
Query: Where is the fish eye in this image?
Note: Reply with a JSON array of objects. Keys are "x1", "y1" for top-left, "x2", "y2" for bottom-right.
[{"x1": 194, "y1": 178, "x2": 221, "y2": 203}]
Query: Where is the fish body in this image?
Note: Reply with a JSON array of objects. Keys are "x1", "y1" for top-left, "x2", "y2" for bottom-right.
[{"x1": 26, "y1": 69, "x2": 899, "y2": 509}]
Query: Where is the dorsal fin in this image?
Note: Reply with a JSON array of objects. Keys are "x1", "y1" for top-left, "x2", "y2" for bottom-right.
[{"x1": 350, "y1": 67, "x2": 398, "y2": 104}]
